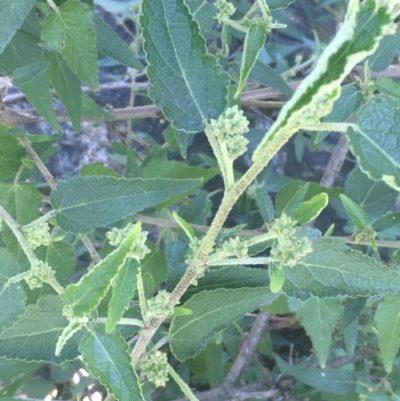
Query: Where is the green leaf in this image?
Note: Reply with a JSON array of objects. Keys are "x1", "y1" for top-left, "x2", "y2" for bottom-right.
[
  {"x1": 0, "y1": 295, "x2": 83, "y2": 363},
  {"x1": 373, "y1": 212, "x2": 400, "y2": 232},
  {"x1": 80, "y1": 162, "x2": 120, "y2": 177},
  {"x1": 276, "y1": 181, "x2": 310, "y2": 216},
  {"x1": 252, "y1": 187, "x2": 275, "y2": 222},
  {"x1": 106, "y1": 258, "x2": 139, "y2": 333},
  {"x1": 0, "y1": 130, "x2": 25, "y2": 180},
  {"x1": 270, "y1": 269, "x2": 285, "y2": 293},
  {"x1": 81, "y1": 92, "x2": 113, "y2": 121},
  {"x1": 253, "y1": 0, "x2": 396, "y2": 160},
  {"x1": 173, "y1": 212, "x2": 194, "y2": 240},
  {"x1": 80, "y1": 329, "x2": 145, "y2": 401},
  {"x1": 375, "y1": 77, "x2": 400, "y2": 99},
  {"x1": 0, "y1": 0, "x2": 36, "y2": 54},
  {"x1": 12, "y1": 62, "x2": 61, "y2": 131},
  {"x1": 376, "y1": 293, "x2": 400, "y2": 373},
  {"x1": 45, "y1": 51, "x2": 82, "y2": 133},
  {"x1": 93, "y1": 14, "x2": 144, "y2": 71},
  {"x1": 278, "y1": 237, "x2": 400, "y2": 300},
  {"x1": 345, "y1": 167, "x2": 397, "y2": 220},
  {"x1": 341, "y1": 297, "x2": 367, "y2": 332},
  {"x1": 62, "y1": 223, "x2": 141, "y2": 317},
  {"x1": 339, "y1": 194, "x2": 369, "y2": 229},
  {"x1": 41, "y1": 0, "x2": 99, "y2": 91},
  {"x1": 0, "y1": 358, "x2": 42, "y2": 383},
  {"x1": 50, "y1": 175, "x2": 201, "y2": 233},
  {"x1": 141, "y1": 0, "x2": 229, "y2": 132},
  {"x1": 296, "y1": 297, "x2": 342, "y2": 368},
  {"x1": 170, "y1": 288, "x2": 278, "y2": 361},
  {"x1": 368, "y1": 23, "x2": 400, "y2": 72},
  {"x1": 0, "y1": 248, "x2": 26, "y2": 333},
  {"x1": 293, "y1": 193, "x2": 328, "y2": 224},
  {"x1": 268, "y1": 0, "x2": 295, "y2": 10},
  {"x1": 275, "y1": 355, "x2": 356, "y2": 394},
  {"x1": 235, "y1": 22, "x2": 267, "y2": 97},
  {"x1": 141, "y1": 244, "x2": 167, "y2": 287},
  {"x1": 347, "y1": 96, "x2": 400, "y2": 190},
  {"x1": 185, "y1": 0, "x2": 215, "y2": 32},
  {"x1": 181, "y1": 266, "x2": 270, "y2": 302}
]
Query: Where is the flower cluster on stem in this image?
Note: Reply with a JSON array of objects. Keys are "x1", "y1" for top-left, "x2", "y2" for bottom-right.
[
  {"x1": 24, "y1": 222, "x2": 52, "y2": 249},
  {"x1": 139, "y1": 350, "x2": 169, "y2": 387},
  {"x1": 26, "y1": 260, "x2": 55, "y2": 289}
]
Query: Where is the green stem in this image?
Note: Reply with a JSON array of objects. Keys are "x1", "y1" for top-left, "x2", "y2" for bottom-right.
[
  {"x1": 219, "y1": 142, "x2": 235, "y2": 190},
  {"x1": 208, "y1": 257, "x2": 270, "y2": 267},
  {"x1": 22, "y1": 210, "x2": 58, "y2": 230},
  {"x1": 244, "y1": 232, "x2": 277, "y2": 247},
  {"x1": 96, "y1": 317, "x2": 144, "y2": 328},
  {"x1": 8, "y1": 271, "x2": 31, "y2": 284},
  {"x1": 47, "y1": 278, "x2": 64, "y2": 295},
  {"x1": 222, "y1": 18, "x2": 248, "y2": 33},
  {"x1": 302, "y1": 122, "x2": 355, "y2": 132},
  {"x1": 0, "y1": 205, "x2": 37, "y2": 266},
  {"x1": 168, "y1": 365, "x2": 200, "y2": 401},
  {"x1": 137, "y1": 268, "x2": 150, "y2": 327},
  {"x1": 46, "y1": 0, "x2": 58, "y2": 11}
]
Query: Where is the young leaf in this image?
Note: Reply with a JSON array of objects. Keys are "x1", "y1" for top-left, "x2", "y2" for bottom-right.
[
  {"x1": 293, "y1": 193, "x2": 328, "y2": 224},
  {"x1": 347, "y1": 96, "x2": 400, "y2": 190},
  {"x1": 55, "y1": 318, "x2": 84, "y2": 357},
  {"x1": 275, "y1": 355, "x2": 356, "y2": 395},
  {"x1": 50, "y1": 176, "x2": 201, "y2": 233},
  {"x1": 0, "y1": 0, "x2": 36, "y2": 54},
  {"x1": 296, "y1": 297, "x2": 342, "y2": 368},
  {"x1": 170, "y1": 288, "x2": 278, "y2": 361},
  {"x1": 62, "y1": 223, "x2": 141, "y2": 317},
  {"x1": 270, "y1": 269, "x2": 285, "y2": 293},
  {"x1": 106, "y1": 258, "x2": 140, "y2": 333},
  {"x1": 376, "y1": 293, "x2": 400, "y2": 373},
  {"x1": 339, "y1": 194, "x2": 369, "y2": 229},
  {"x1": 278, "y1": 237, "x2": 400, "y2": 300},
  {"x1": 45, "y1": 51, "x2": 82, "y2": 133},
  {"x1": 235, "y1": 22, "x2": 267, "y2": 97},
  {"x1": 141, "y1": 0, "x2": 229, "y2": 132},
  {"x1": 0, "y1": 129, "x2": 25, "y2": 180},
  {"x1": 375, "y1": 77, "x2": 400, "y2": 99},
  {"x1": 80, "y1": 329, "x2": 145, "y2": 401},
  {"x1": 41, "y1": 0, "x2": 99, "y2": 91},
  {"x1": 93, "y1": 14, "x2": 144, "y2": 71},
  {"x1": 0, "y1": 295, "x2": 84, "y2": 363},
  {"x1": 173, "y1": 212, "x2": 195, "y2": 240},
  {"x1": 253, "y1": 0, "x2": 398, "y2": 160}
]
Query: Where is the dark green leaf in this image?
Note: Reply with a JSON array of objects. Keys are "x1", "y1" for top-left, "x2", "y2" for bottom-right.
[
  {"x1": 279, "y1": 237, "x2": 400, "y2": 300},
  {"x1": 170, "y1": 288, "x2": 278, "y2": 360},
  {"x1": 81, "y1": 92, "x2": 113, "y2": 121},
  {"x1": 45, "y1": 51, "x2": 82, "y2": 133},
  {"x1": 0, "y1": 295, "x2": 83, "y2": 363},
  {"x1": 0, "y1": 0, "x2": 36, "y2": 54},
  {"x1": 106, "y1": 258, "x2": 139, "y2": 333},
  {"x1": 275, "y1": 355, "x2": 356, "y2": 394},
  {"x1": 347, "y1": 96, "x2": 400, "y2": 190},
  {"x1": 0, "y1": 131, "x2": 25, "y2": 180},
  {"x1": 165, "y1": 241, "x2": 188, "y2": 292},
  {"x1": 235, "y1": 22, "x2": 267, "y2": 97},
  {"x1": 141, "y1": 0, "x2": 229, "y2": 132},
  {"x1": 252, "y1": 187, "x2": 275, "y2": 222},
  {"x1": 0, "y1": 358, "x2": 42, "y2": 383},
  {"x1": 41, "y1": 0, "x2": 99, "y2": 91},
  {"x1": 339, "y1": 194, "x2": 369, "y2": 229},
  {"x1": 296, "y1": 297, "x2": 342, "y2": 368},
  {"x1": 62, "y1": 224, "x2": 141, "y2": 317},
  {"x1": 141, "y1": 244, "x2": 167, "y2": 287},
  {"x1": 93, "y1": 14, "x2": 144, "y2": 71},
  {"x1": 50, "y1": 175, "x2": 201, "y2": 233},
  {"x1": 80, "y1": 162, "x2": 120, "y2": 177},
  {"x1": 375, "y1": 77, "x2": 400, "y2": 99},
  {"x1": 80, "y1": 329, "x2": 145, "y2": 401},
  {"x1": 341, "y1": 297, "x2": 367, "y2": 332},
  {"x1": 185, "y1": 0, "x2": 215, "y2": 32},
  {"x1": 373, "y1": 212, "x2": 400, "y2": 232}
]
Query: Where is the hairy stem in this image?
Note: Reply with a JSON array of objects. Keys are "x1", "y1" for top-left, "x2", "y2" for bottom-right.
[{"x1": 168, "y1": 365, "x2": 200, "y2": 401}]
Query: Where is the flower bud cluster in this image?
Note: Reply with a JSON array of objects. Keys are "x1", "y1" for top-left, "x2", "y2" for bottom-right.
[
  {"x1": 139, "y1": 351, "x2": 169, "y2": 387},
  {"x1": 354, "y1": 226, "x2": 377, "y2": 243},
  {"x1": 268, "y1": 214, "x2": 312, "y2": 267},
  {"x1": 25, "y1": 222, "x2": 52, "y2": 249},
  {"x1": 221, "y1": 237, "x2": 248, "y2": 259},
  {"x1": 215, "y1": 0, "x2": 236, "y2": 23},
  {"x1": 107, "y1": 224, "x2": 150, "y2": 260},
  {"x1": 146, "y1": 290, "x2": 173, "y2": 320},
  {"x1": 210, "y1": 106, "x2": 249, "y2": 159},
  {"x1": 26, "y1": 260, "x2": 55, "y2": 289}
]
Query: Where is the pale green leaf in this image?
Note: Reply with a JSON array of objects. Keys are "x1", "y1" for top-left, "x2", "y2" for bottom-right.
[
  {"x1": 375, "y1": 77, "x2": 400, "y2": 99},
  {"x1": 12, "y1": 62, "x2": 61, "y2": 130},
  {"x1": 235, "y1": 22, "x2": 267, "y2": 97},
  {"x1": 62, "y1": 224, "x2": 141, "y2": 317},
  {"x1": 376, "y1": 293, "x2": 400, "y2": 373},
  {"x1": 275, "y1": 355, "x2": 356, "y2": 394},
  {"x1": 55, "y1": 318, "x2": 83, "y2": 357},
  {"x1": 173, "y1": 212, "x2": 194, "y2": 240},
  {"x1": 170, "y1": 288, "x2": 278, "y2": 361},
  {"x1": 45, "y1": 51, "x2": 82, "y2": 133},
  {"x1": 0, "y1": 130, "x2": 25, "y2": 180},
  {"x1": 0, "y1": 295, "x2": 83, "y2": 363},
  {"x1": 106, "y1": 258, "x2": 139, "y2": 333},
  {"x1": 93, "y1": 14, "x2": 144, "y2": 71},
  {"x1": 185, "y1": 0, "x2": 215, "y2": 32},
  {"x1": 141, "y1": 0, "x2": 229, "y2": 132},
  {"x1": 80, "y1": 329, "x2": 145, "y2": 401},
  {"x1": 345, "y1": 167, "x2": 397, "y2": 220},
  {"x1": 339, "y1": 194, "x2": 369, "y2": 229},
  {"x1": 278, "y1": 237, "x2": 400, "y2": 300},
  {"x1": 253, "y1": 0, "x2": 397, "y2": 160},
  {"x1": 293, "y1": 193, "x2": 328, "y2": 224},
  {"x1": 41, "y1": 0, "x2": 99, "y2": 91},
  {"x1": 0, "y1": 0, "x2": 36, "y2": 54},
  {"x1": 50, "y1": 175, "x2": 201, "y2": 233},
  {"x1": 347, "y1": 96, "x2": 400, "y2": 190},
  {"x1": 296, "y1": 297, "x2": 342, "y2": 368}
]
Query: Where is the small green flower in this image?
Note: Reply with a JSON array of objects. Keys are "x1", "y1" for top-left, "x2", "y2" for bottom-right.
[
  {"x1": 139, "y1": 351, "x2": 169, "y2": 387},
  {"x1": 25, "y1": 222, "x2": 52, "y2": 249},
  {"x1": 268, "y1": 213, "x2": 296, "y2": 238},
  {"x1": 215, "y1": 0, "x2": 236, "y2": 23},
  {"x1": 222, "y1": 237, "x2": 248, "y2": 259},
  {"x1": 146, "y1": 290, "x2": 174, "y2": 319},
  {"x1": 26, "y1": 260, "x2": 55, "y2": 289}
]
